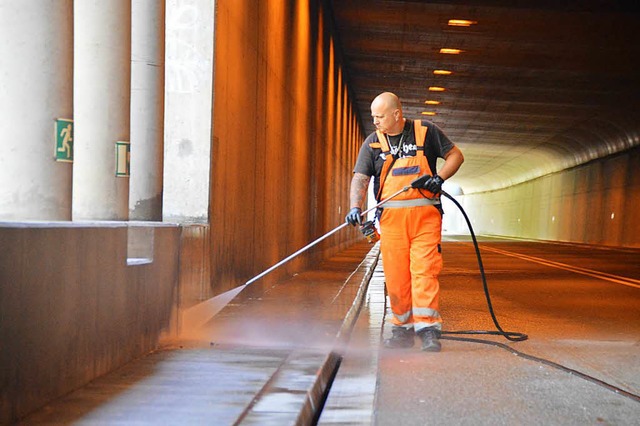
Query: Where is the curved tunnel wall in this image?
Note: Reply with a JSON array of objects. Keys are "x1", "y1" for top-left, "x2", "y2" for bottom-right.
[
  {"x1": 210, "y1": 0, "x2": 364, "y2": 294},
  {"x1": 459, "y1": 113, "x2": 640, "y2": 195},
  {"x1": 457, "y1": 145, "x2": 640, "y2": 248}
]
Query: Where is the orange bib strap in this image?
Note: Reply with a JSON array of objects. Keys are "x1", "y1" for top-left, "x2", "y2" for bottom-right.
[
  {"x1": 414, "y1": 120, "x2": 427, "y2": 157},
  {"x1": 375, "y1": 130, "x2": 391, "y2": 152},
  {"x1": 375, "y1": 129, "x2": 394, "y2": 200}
]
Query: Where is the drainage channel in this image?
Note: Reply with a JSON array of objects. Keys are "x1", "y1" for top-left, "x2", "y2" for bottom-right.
[
  {"x1": 316, "y1": 257, "x2": 386, "y2": 425},
  {"x1": 233, "y1": 245, "x2": 381, "y2": 425}
]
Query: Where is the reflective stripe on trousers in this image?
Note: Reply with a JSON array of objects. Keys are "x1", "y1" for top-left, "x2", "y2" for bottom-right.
[
  {"x1": 391, "y1": 308, "x2": 442, "y2": 331},
  {"x1": 380, "y1": 204, "x2": 443, "y2": 331}
]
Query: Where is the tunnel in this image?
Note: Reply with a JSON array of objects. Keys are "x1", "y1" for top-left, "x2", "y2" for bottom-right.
[{"x1": 1, "y1": 1, "x2": 639, "y2": 424}]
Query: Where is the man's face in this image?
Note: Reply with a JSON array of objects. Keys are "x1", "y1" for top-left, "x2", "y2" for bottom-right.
[{"x1": 371, "y1": 102, "x2": 397, "y2": 133}]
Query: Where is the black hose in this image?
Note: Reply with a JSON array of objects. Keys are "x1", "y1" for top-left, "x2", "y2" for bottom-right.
[
  {"x1": 406, "y1": 189, "x2": 640, "y2": 402},
  {"x1": 440, "y1": 190, "x2": 528, "y2": 342}
]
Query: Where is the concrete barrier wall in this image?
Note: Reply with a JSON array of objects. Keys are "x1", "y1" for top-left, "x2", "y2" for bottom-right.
[
  {"x1": 210, "y1": 0, "x2": 364, "y2": 295},
  {"x1": 0, "y1": 223, "x2": 181, "y2": 424},
  {"x1": 459, "y1": 146, "x2": 640, "y2": 248}
]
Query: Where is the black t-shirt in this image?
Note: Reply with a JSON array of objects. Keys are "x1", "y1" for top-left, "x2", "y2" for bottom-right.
[{"x1": 353, "y1": 119, "x2": 455, "y2": 197}]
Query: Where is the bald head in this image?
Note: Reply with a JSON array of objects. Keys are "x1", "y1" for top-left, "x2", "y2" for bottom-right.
[
  {"x1": 371, "y1": 92, "x2": 402, "y2": 111},
  {"x1": 371, "y1": 92, "x2": 405, "y2": 135}
]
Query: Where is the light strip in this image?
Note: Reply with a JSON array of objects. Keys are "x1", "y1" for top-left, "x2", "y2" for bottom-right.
[
  {"x1": 448, "y1": 19, "x2": 477, "y2": 27},
  {"x1": 428, "y1": 86, "x2": 446, "y2": 92},
  {"x1": 440, "y1": 48, "x2": 462, "y2": 54},
  {"x1": 424, "y1": 100, "x2": 440, "y2": 105},
  {"x1": 433, "y1": 69, "x2": 452, "y2": 75}
]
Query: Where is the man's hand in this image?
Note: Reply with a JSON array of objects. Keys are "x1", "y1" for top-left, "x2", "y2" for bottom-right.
[
  {"x1": 423, "y1": 175, "x2": 444, "y2": 194},
  {"x1": 410, "y1": 174, "x2": 430, "y2": 188},
  {"x1": 345, "y1": 207, "x2": 362, "y2": 226}
]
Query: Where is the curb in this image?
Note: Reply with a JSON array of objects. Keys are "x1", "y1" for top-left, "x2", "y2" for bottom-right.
[{"x1": 297, "y1": 244, "x2": 381, "y2": 425}]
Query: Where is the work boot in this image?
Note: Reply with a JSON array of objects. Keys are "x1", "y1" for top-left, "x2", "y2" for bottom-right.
[
  {"x1": 417, "y1": 327, "x2": 442, "y2": 352},
  {"x1": 383, "y1": 326, "x2": 415, "y2": 348}
]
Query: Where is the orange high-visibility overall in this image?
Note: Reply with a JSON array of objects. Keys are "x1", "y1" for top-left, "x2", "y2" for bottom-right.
[{"x1": 376, "y1": 120, "x2": 443, "y2": 332}]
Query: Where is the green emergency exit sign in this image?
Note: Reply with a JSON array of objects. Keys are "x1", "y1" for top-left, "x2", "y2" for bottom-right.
[
  {"x1": 54, "y1": 118, "x2": 73, "y2": 162},
  {"x1": 115, "y1": 141, "x2": 130, "y2": 177}
]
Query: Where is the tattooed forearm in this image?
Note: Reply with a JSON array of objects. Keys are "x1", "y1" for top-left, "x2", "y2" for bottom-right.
[{"x1": 349, "y1": 173, "x2": 370, "y2": 208}]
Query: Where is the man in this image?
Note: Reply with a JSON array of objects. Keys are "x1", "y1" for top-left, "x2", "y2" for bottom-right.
[{"x1": 345, "y1": 92, "x2": 464, "y2": 352}]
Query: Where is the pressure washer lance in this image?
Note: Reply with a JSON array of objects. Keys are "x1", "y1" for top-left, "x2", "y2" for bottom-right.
[
  {"x1": 240, "y1": 174, "x2": 526, "y2": 343},
  {"x1": 243, "y1": 184, "x2": 414, "y2": 287},
  {"x1": 201, "y1": 185, "x2": 416, "y2": 325}
]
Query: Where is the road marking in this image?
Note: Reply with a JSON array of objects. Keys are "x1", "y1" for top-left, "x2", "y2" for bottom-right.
[{"x1": 479, "y1": 245, "x2": 640, "y2": 289}]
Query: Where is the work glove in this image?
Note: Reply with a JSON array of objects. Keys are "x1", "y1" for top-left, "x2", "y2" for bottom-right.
[
  {"x1": 345, "y1": 207, "x2": 363, "y2": 226},
  {"x1": 422, "y1": 174, "x2": 444, "y2": 194}
]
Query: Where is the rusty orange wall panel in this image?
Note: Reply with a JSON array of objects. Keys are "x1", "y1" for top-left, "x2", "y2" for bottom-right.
[{"x1": 211, "y1": 0, "x2": 364, "y2": 295}]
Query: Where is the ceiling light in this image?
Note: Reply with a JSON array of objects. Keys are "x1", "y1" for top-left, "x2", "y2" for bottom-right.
[
  {"x1": 424, "y1": 100, "x2": 440, "y2": 105},
  {"x1": 440, "y1": 48, "x2": 462, "y2": 54},
  {"x1": 428, "y1": 86, "x2": 446, "y2": 92},
  {"x1": 448, "y1": 19, "x2": 477, "y2": 27},
  {"x1": 421, "y1": 111, "x2": 437, "y2": 116},
  {"x1": 433, "y1": 69, "x2": 452, "y2": 75}
]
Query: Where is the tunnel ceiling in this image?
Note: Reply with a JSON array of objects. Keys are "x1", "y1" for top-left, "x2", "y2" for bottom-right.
[{"x1": 329, "y1": 0, "x2": 640, "y2": 193}]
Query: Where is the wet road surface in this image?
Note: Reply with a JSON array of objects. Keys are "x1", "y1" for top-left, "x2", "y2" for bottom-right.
[
  {"x1": 358, "y1": 237, "x2": 640, "y2": 425},
  {"x1": 18, "y1": 237, "x2": 640, "y2": 425}
]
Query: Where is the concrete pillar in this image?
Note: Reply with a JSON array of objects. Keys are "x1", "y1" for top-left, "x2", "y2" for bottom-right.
[
  {"x1": 72, "y1": 1, "x2": 131, "y2": 220},
  {"x1": 163, "y1": 0, "x2": 215, "y2": 223},
  {"x1": 129, "y1": 0, "x2": 165, "y2": 221},
  {"x1": 0, "y1": 1, "x2": 73, "y2": 220}
]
